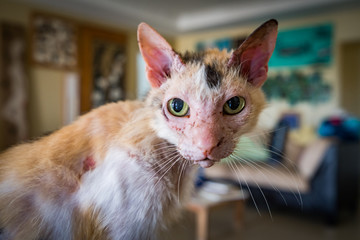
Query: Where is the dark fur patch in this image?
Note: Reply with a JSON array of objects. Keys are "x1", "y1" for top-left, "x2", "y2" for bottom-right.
[
  {"x1": 205, "y1": 64, "x2": 222, "y2": 89},
  {"x1": 179, "y1": 51, "x2": 205, "y2": 64}
]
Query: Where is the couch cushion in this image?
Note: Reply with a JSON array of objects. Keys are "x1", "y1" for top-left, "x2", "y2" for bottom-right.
[
  {"x1": 283, "y1": 137, "x2": 304, "y2": 170},
  {"x1": 296, "y1": 138, "x2": 333, "y2": 180}
]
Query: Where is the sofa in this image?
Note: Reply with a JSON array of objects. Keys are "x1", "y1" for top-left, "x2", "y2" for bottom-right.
[{"x1": 202, "y1": 136, "x2": 359, "y2": 224}]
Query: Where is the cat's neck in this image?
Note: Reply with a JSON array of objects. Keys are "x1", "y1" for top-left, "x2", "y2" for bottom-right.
[{"x1": 105, "y1": 102, "x2": 197, "y2": 193}]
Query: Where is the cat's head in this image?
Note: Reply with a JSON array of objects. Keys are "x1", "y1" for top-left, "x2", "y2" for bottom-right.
[{"x1": 138, "y1": 20, "x2": 278, "y2": 168}]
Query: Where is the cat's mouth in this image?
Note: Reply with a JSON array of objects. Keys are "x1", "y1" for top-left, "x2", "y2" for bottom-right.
[{"x1": 193, "y1": 158, "x2": 217, "y2": 168}]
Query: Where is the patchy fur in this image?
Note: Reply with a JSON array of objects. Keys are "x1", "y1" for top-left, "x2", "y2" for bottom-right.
[{"x1": 0, "y1": 20, "x2": 277, "y2": 239}]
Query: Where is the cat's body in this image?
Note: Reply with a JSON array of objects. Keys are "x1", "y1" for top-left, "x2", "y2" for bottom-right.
[
  {"x1": 0, "y1": 20, "x2": 278, "y2": 239},
  {"x1": 0, "y1": 100, "x2": 196, "y2": 239}
]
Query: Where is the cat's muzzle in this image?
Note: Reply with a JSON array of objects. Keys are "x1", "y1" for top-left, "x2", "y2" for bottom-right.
[{"x1": 193, "y1": 158, "x2": 217, "y2": 168}]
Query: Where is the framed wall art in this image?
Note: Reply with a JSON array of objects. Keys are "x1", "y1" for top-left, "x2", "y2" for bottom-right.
[
  {"x1": 269, "y1": 23, "x2": 333, "y2": 67},
  {"x1": 30, "y1": 12, "x2": 78, "y2": 69},
  {"x1": 79, "y1": 26, "x2": 127, "y2": 113}
]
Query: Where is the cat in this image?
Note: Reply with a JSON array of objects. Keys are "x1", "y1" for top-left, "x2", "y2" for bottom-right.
[{"x1": 0, "y1": 19, "x2": 278, "y2": 240}]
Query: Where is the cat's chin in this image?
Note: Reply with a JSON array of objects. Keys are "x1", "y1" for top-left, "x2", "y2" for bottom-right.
[{"x1": 193, "y1": 158, "x2": 217, "y2": 168}]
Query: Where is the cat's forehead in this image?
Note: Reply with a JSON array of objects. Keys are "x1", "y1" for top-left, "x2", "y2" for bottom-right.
[{"x1": 166, "y1": 49, "x2": 245, "y2": 102}]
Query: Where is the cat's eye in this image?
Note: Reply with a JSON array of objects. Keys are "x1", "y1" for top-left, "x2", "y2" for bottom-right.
[
  {"x1": 223, "y1": 96, "x2": 246, "y2": 115},
  {"x1": 167, "y1": 98, "x2": 189, "y2": 117}
]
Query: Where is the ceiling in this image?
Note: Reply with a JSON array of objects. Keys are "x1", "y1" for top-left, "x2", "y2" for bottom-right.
[{"x1": 19, "y1": 0, "x2": 360, "y2": 35}]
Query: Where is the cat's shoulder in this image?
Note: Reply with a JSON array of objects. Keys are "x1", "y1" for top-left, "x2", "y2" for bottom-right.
[
  {"x1": 76, "y1": 100, "x2": 144, "y2": 129},
  {"x1": 85, "y1": 100, "x2": 143, "y2": 119}
]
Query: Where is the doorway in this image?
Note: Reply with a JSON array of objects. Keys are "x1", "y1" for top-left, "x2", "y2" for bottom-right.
[{"x1": 340, "y1": 41, "x2": 360, "y2": 117}]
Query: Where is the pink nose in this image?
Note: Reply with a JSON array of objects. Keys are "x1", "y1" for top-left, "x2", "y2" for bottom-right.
[{"x1": 192, "y1": 127, "x2": 220, "y2": 157}]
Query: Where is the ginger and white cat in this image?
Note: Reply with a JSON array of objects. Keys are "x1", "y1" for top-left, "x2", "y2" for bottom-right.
[{"x1": 0, "y1": 19, "x2": 278, "y2": 239}]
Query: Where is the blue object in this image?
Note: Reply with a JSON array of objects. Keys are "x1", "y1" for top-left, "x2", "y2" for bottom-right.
[
  {"x1": 268, "y1": 119, "x2": 290, "y2": 165},
  {"x1": 319, "y1": 117, "x2": 360, "y2": 141}
]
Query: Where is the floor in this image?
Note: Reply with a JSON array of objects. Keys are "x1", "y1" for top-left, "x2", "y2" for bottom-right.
[{"x1": 160, "y1": 204, "x2": 360, "y2": 240}]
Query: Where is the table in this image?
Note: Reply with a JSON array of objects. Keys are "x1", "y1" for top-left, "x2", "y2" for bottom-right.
[{"x1": 186, "y1": 184, "x2": 248, "y2": 240}]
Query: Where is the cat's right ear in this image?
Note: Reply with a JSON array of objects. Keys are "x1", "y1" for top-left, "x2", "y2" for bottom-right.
[
  {"x1": 228, "y1": 19, "x2": 278, "y2": 88},
  {"x1": 138, "y1": 23, "x2": 184, "y2": 88}
]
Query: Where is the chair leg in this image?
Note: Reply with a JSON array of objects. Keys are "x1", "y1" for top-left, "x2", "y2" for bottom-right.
[{"x1": 196, "y1": 208, "x2": 209, "y2": 240}]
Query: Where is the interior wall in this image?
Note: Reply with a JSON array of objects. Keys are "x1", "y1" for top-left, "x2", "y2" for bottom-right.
[
  {"x1": 175, "y1": 8, "x2": 360, "y2": 128},
  {"x1": 0, "y1": 0, "x2": 138, "y2": 146},
  {"x1": 1, "y1": 0, "x2": 359, "y2": 150},
  {"x1": 28, "y1": 68, "x2": 64, "y2": 136}
]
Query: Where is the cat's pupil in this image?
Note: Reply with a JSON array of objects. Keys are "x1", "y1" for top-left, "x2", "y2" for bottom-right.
[
  {"x1": 227, "y1": 97, "x2": 240, "y2": 110},
  {"x1": 171, "y1": 98, "x2": 184, "y2": 112}
]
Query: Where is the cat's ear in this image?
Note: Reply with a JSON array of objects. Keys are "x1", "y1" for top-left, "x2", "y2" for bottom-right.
[
  {"x1": 228, "y1": 19, "x2": 278, "y2": 87},
  {"x1": 138, "y1": 23, "x2": 184, "y2": 88}
]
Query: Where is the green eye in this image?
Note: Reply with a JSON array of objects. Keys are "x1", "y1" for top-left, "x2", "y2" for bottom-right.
[
  {"x1": 223, "y1": 96, "x2": 246, "y2": 115},
  {"x1": 167, "y1": 98, "x2": 189, "y2": 117}
]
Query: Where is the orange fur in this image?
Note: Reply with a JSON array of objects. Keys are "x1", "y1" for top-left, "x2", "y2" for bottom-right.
[{"x1": 0, "y1": 101, "x2": 143, "y2": 239}]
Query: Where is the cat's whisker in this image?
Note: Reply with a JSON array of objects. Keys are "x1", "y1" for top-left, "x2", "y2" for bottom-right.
[
  {"x1": 155, "y1": 144, "x2": 177, "y2": 153},
  {"x1": 151, "y1": 144, "x2": 177, "y2": 153},
  {"x1": 226, "y1": 159, "x2": 261, "y2": 216},
  {"x1": 153, "y1": 145, "x2": 176, "y2": 152},
  {"x1": 153, "y1": 150, "x2": 179, "y2": 164},
  {"x1": 231, "y1": 156, "x2": 273, "y2": 220},
  {"x1": 7, "y1": 191, "x2": 28, "y2": 209},
  {"x1": 243, "y1": 145, "x2": 303, "y2": 206},
  {"x1": 148, "y1": 159, "x2": 180, "y2": 187},
  {"x1": 153, "y1": 156, "x2": 182, "y2": 189},
  {"x1": 149, "y1": 152, "x2": 181, "y2": 180},
  {"x1": 260, "y1": 142, "x2": 299, "y2": 167},
  {"x1": 152, "y1": 150, "x2": 179, "y2": 158},
  {"x1": 176, "y1": 160, "x2": 183, "y2": 203},
  {"x1": 242, "y1": 126, "x2": 288, "y2": 139},
  {"x1": 232, "y1": 148, "x2": 303, "y2": 207},
  {"x1": 256, "y1": 146, "x2": 299, "y2": 171},
  {"x1": 177, "y1": 159, "x2": 189, "y2": 203},
  {"x1": 232, "y1": 155, "x2": 288, "y2": 206},
  {"x1": 152, "y1": 141, "x2": 176, "y2": 148}
]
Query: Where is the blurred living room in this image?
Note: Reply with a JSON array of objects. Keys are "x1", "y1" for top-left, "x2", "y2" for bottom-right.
[{"x1": 0, "y1": 0, "x2": 359, "y2": 239}]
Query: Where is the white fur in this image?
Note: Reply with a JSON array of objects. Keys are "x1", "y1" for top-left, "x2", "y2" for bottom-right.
[
  {"x1": 152, "y1": 111, "x2": 178, "y2": 146},
  {"x1": 75, "y1": 147, "x2": 187, "y2": 239},
  {"x1": 0, "y1": 173, "x2": 73, "y2": 239},
  {"x1": 35, "y1": 196, "x2": 73, "y2": 239},
  {"x1": 194, "y1": 64, "x2": 216, "y2": 102}
]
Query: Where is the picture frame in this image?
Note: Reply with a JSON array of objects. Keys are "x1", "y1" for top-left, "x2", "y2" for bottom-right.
[
  {"x1": 78, "y1": 26, "x2": 127, "y2": 113},
  {"x1": 30, "y1": 12, "x2": 78, "y2": 70}
]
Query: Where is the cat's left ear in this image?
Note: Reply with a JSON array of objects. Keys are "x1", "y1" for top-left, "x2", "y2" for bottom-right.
[
  {"x1": 138, "y1": 23, "x2": 184, "y2": 88},
  {"x1": 228, "y1": 19, "x2": 278, "y2": 87}
]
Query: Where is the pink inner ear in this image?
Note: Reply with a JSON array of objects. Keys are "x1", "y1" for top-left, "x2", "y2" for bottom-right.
[
  {"x1": 240, "y1": 47, "x2": 270, "y2": 87},
  {"x1": 138, "y1": 23, "x2": 184, "y2": 88},
  {"x1": 227, "y1": 19, "x2": 278, "y2": 88},
  {"x1": 142, "y1": 47, "x2": 172, "y2": 88}
]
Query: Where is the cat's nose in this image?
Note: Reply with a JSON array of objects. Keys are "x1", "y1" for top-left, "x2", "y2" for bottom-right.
[
  {"x1": 196, "y1": 138, "x2": 218, "y2": 156},
  {"x1": 192, "y1": 128, "x2": 221, "y2": 156}
]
